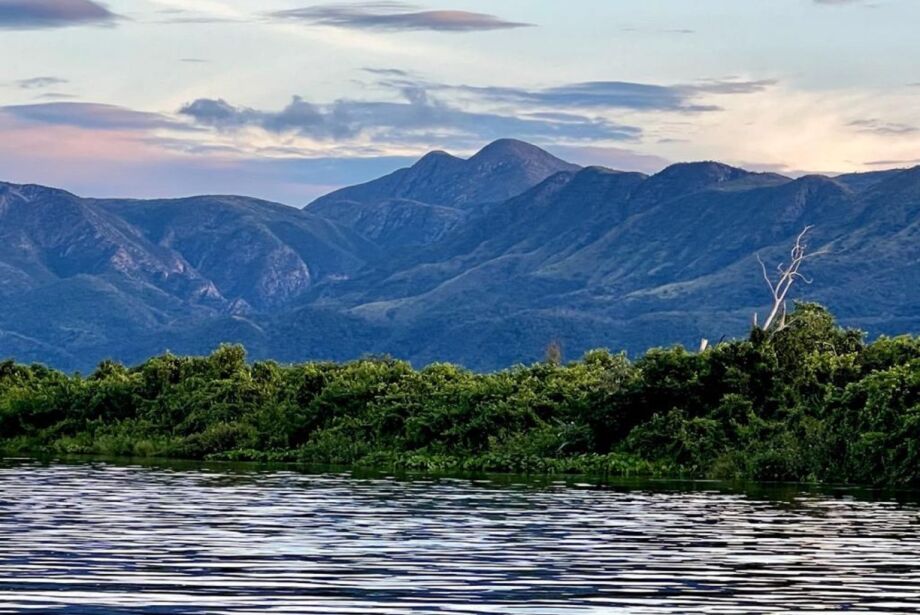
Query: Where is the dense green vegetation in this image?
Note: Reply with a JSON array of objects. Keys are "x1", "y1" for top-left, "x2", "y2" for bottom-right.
[{"x1": 2, "y1": 304, "x2": 919, "y2": 484}]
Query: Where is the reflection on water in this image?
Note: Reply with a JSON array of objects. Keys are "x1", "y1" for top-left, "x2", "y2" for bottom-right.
[{"x1": 1, "y1": 460, "x2": 919, "y2": 613}]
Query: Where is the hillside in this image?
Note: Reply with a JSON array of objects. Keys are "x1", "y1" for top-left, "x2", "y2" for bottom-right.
[{"x1": 1, "y1": 140, "x2": 918, "y2": 371}]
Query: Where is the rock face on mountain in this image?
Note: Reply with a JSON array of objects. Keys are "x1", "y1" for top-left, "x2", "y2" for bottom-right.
[
  {"x1": 1, "y1": 140, "x2": 918, "y2": 371},
  {"x1": 0, "y1": 183, "x2": 376, "y2": 367},
  {"x1": 98, "y1": 195, "x2": 374, "y2": 310},
  {"x1": 0, "y1": 183, "x2": 210, "y2": 298}
]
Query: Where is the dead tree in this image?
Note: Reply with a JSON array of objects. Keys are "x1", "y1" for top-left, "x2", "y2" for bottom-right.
[
  {"x1": 755, "y1": 226, "x2": 827, "y2": 333},
  {"x1": 544, "y1": 340, "x2": 563, "y2": 366}
]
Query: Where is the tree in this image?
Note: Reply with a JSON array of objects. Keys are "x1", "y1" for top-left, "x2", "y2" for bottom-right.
[
  {"x1": 755, "y1": 226, "x2": 827, "y2": 333},
  {"x1": 545, "y1": 340, "x2": 563, "y2": 366}
]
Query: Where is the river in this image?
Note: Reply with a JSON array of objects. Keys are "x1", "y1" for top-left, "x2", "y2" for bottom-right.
[{"x1": 1, "y1": 460, "x2": 919, "y2": 613}]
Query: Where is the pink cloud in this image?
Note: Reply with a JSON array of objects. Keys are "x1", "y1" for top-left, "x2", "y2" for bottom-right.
[{"x1": 0, "y1": 113, "x2": 409, "y2": 204}]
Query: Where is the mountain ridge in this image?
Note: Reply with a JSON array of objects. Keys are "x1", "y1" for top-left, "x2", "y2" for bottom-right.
[{"x1": 1, "y1": 141, "x2": 918, "y2": 371}]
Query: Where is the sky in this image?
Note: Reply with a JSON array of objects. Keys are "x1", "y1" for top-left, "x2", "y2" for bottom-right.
[{"x1": 1, "y1": 0, "x2": 920, "y2": 205}]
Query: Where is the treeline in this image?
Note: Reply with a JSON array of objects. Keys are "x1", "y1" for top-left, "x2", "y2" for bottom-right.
[{"x1": 1, "y1": 304, "x2": 919, "y2": 484}]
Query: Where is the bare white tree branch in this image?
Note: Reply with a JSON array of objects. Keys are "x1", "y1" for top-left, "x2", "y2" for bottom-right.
[{"x1": 755, "y1": 226, "x2": 826, "y2": 333}]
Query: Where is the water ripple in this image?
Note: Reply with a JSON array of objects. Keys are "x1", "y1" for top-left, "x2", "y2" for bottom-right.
[{"x1": 1, "y1": 461, "x2": 919, "y2": 613}]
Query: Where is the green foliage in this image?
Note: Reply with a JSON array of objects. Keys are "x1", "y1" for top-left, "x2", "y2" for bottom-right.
[{"x1": 2, "y1": 305, "x2": 919, "y2": 485}]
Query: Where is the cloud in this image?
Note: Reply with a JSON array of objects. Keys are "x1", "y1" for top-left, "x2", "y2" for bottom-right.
[
  {"x1": 269, "y1": 2, "x2": 532, "y2": 32},
  {"x1": 619, "y1": 25, "x2": 694, "y2": 35},
  {"x1": 16, "y1": 76, "x2": 69, "y2": 89},
  {"x1": 0, "y1": 111, "x2": 416, "y2": 204},
  {"x1": 177, "y1": 73, "x2": 780, "y2": 150},
  {"x1": 33, "y1": 92, "x2": 78, "y2": 100},
  {"x1": 483, "y1": 82, "x2": 718, "y2": 112},
  {"x1": 374, "y1": 76, "x2": 777, "y2": 113},
  {"x1": 362, "y1": 67, "x2": 411, "y2": 77},
  {"x1": 158, "y1": 15, "x2": 240, "y2": 24},
  {"x1": 812, "y1": 0, "x2": 880, "y2": 8},
  {"x1": 179, "y1": 90, "x2": 642, "y2": 145},
  {"x1": 848, "y1": 118, "x2": 918, "y2": 135},
  {"x1": 685, "y1": 79, "x2": 779, "y2": 95},
  {"x1": 0, "y1": 102, "x2": 188, "y2": 131},
  {"x1": 0, "y1": 0, "x2": 118, "y2": 29},
  {"x1": 864, "y1": 158, "x2": 920, "y2": 167}
]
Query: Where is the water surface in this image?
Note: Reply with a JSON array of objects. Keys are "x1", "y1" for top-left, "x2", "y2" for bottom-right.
[{"x1": 1, "y1": 460, "x2": 919, "y2": 613}]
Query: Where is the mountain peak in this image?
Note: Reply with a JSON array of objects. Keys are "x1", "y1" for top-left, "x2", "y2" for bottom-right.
[
  {"x1": 416, "y1": 149, "x2": 460, "y2": 164},
  {"x1": 308, "y1": 139, "x2": 579, "y2": 211},
  {"x1": 623, "y1": 161, "x2": 767, "y2": 206},
  {"x1": 576, "y1": 165, "x2": 639, "y2": 178},
  {"x1": 410, "y1": 150, "x2": 465, "y2": 175},
  {"x1": 468, "y1": 139, "x2": 579, "y2": 174},
  {"x1": 862, "y1": 164, "x2": 920, "y2": 204},
  {"x1": 0, "y1": 181, "x2": 80, "y2": 205},
  {"x1": 471, "y1": 138, "x2": 554, "y2": 161},
  {"x1": 654, "y1": 161, "x2": 750, "y2": 183}
]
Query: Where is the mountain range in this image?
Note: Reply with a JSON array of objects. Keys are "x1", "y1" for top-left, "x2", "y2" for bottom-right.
[{"x1": 1, "y1": 138, "x2": 918, "y2": 371}]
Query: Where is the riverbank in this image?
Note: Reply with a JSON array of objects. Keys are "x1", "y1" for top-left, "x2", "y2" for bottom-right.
[{"x1": 2, "y1": 304, "x2": 919, "y2": 485}]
